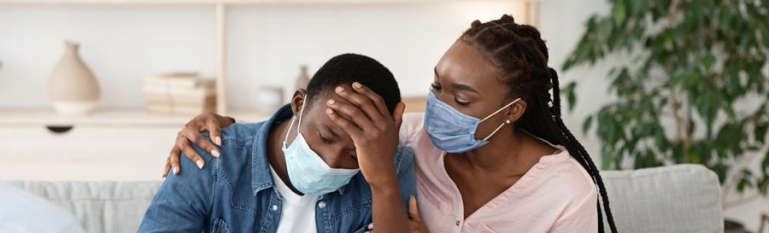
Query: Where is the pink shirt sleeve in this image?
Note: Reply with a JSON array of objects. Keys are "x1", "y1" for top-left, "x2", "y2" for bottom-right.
[
  {"x1": 399, "y1": 112, "x2": 425, "y2": 147},
  {"x1": 549, "y1": 186, "x2": 599, "y2": 232}
]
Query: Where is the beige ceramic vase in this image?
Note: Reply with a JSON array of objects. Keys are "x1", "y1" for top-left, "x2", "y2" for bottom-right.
[
  {"x1": 49, "y1": 41, "x2": 100, "y2": 116},
  {"x1": 294, "y1": 65, "x2": 311, "y2": 90}
]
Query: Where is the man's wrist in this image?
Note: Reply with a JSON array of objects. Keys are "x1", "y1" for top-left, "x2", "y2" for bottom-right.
[{"x1": 368, "y1": 171, "x2": 400, "y2": 193}]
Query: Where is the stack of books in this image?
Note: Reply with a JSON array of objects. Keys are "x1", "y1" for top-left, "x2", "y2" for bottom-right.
[{"x1": 142, "y1": 72, "x2": 216, "y2": 115}]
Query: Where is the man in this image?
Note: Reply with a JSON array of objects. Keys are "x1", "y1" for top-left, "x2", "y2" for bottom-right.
[{"x1": 139, "y1": 53, "x2": 415, "y2": 233}]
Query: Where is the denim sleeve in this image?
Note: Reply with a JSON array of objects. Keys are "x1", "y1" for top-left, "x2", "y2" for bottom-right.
[
  {"x1": 138, "y1": 145, "x2": 218, "y2": 233},
  {"x1": 394, "y1": 145, "x2": 417, "y2": 217},
  {"x1": 352, "y1": 226, "x2": 368, "y2": 233}
]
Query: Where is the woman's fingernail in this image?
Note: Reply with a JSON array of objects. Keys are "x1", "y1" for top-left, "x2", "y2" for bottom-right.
[
  {"x1": 211, "y1": 150, "x2": 221, "y2": 157},
  {"x1": 327, "y1": 108, "x2": 333, "y2": 114},
  {"x1": 196, "y1": 160, "x2": 204, "y2": 169},
  {"x1": 368, "y1": 223, "x2": 373, "y2": 229},
  {"x1": 336, "y1": 86, "x2": 345, "y2": 93},
  {"x1": 174, "y1": 167, "x2": 179, "y2": 175},
  {"x1": 327, "y1": 99, "x2": 335, "y2": 105},
  {"x1": 214, "y1": 136, "x2": 222, "y2": 146},
  {"x1": 354, "y1": 82, "x2": 362, "y2": 89}
]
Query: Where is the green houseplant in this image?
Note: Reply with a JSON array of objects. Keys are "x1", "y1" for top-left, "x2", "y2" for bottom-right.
[{"x1": 561, "y1": 0, "x2": 769, "y2": 214}]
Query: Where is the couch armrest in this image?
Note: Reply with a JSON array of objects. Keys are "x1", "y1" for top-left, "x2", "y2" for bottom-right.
[{"x1": 601, "y1": 164, "x2": 723, "y2": 233}]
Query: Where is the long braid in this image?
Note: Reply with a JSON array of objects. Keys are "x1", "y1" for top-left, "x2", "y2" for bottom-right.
[
  {"x1": 549, "y1": 69, "x2": 562, "y2": 116},
  {"x1": 550, "y1": 70, "x2": 618, "y2": 232},
  {"x1": 461, "y1": 15, "x2": 619, "y2": 233}
]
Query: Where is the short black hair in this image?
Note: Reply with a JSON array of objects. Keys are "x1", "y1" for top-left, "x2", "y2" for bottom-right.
[{"x1": 305, "y1": 53, "x2": 401, "y2": 114}]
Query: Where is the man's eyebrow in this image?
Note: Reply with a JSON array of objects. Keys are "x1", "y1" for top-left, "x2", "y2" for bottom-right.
[{"x1": 324, "y1": 124, "x2": 340, "y2": 139}]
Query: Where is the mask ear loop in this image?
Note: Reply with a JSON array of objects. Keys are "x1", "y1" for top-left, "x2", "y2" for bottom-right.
[
  {"x1": 479, "y1": 98, "x2": 520, "y2": 141},
  {"x1": 481, "y1": 119, "x2": 512, "y2": 141},
  {"x1": 284, "y1": 96, "x2": 309, "y2": 146}
]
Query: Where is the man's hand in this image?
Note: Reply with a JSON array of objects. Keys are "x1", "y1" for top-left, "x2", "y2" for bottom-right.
[
  {"x1": 162, "y1": 113, "x2": 235, "y2": 177},
  {"x1": 327, "y1": 82, "x2": 410, "y2": 233},
  {"x1": 325, "y1": 82, "x2": 405, "y2": 188}
]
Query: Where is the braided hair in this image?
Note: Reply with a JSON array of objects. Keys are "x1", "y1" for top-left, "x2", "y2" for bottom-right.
[{"x1": 460, "y1": 15, "x2": 618, "y2": 233}]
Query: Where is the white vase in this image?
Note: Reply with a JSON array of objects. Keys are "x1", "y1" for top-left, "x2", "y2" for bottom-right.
[
  {"x1": 294, "y1": 65, "x2": 311, "y2": 90},
  {"x1": 49, "y1": 41, "x2": 100, "y2": 116}
]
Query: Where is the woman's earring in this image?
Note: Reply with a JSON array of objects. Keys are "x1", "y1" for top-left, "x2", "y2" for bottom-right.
[{"x1": 505, "y1": 120, "x2": 511, "y2": 124}]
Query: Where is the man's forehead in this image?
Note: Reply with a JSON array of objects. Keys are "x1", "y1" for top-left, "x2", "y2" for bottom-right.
[
  {"x1": 310, "y1": 92, "x2": 355, "y2": 120},
  {"x1": 306, "y1": 93, "x2": 355, "y2": 136}
]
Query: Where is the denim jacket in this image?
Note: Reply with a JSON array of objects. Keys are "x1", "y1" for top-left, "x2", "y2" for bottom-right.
[{"x1": 138, "y1": 105, "x2": 417, "y2": 233}]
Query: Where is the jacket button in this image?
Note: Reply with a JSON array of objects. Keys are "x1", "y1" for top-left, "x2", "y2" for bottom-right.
[
  {"x1": 271, "y1": 205, "x2": 278, "y2": 211},
  {"x1": 318, "y1": 202, "x2": 327, "y2": 209}
]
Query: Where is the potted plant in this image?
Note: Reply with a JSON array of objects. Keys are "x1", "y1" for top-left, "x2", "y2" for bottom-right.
[{"x1": 561, "y1": 0, "x2": 769, "y2": 230}]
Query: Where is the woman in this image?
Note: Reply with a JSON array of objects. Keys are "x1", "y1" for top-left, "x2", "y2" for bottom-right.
[{"x1": 164, "y1": 15, "x2": 618, "y2": 233}]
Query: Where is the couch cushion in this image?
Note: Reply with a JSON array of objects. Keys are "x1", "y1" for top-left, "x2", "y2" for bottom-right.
[
  {"x1": 9, "y1": 164, "x2": 724, "y2": 233},
  {"x1": 601, "y1": 164, "x2": 723, "y2": 233},
  {"x1": 9, "y1": 181, "x2": 162, "y2": 233}
]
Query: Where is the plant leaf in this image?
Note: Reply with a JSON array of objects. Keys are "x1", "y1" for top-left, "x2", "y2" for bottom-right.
[
  {"x1": 756, "y1": 123, "x2": 769, "y2": 143},
  {"x1": 614, "y1": 2, "x2": 628, "y2": 25},
  {"x1": 583, "y1": 115, "x2": 594, "y2": 135}
]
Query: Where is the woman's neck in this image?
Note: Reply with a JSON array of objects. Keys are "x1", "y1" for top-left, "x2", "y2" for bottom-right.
[
  {"x1": 450, "y1": 127, "x2": 558, "y2": 175},
  {"x1": 453, "y1": 128, "x2": 527, "y2": 172}
]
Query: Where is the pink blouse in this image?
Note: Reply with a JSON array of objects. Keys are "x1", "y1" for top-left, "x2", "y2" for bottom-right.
[{"x1": 399, "y1": 112, "x2": 598, "y2": 233}]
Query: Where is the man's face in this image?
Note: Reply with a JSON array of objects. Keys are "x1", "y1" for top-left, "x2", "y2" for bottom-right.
[{"x1": 286, "y1": 92, "x2": 360, "y2": 169}]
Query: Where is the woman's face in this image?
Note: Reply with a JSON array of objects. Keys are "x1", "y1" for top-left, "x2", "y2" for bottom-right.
[{"x1": 432, "y1": 40, "x2": 522, "y2": 139}]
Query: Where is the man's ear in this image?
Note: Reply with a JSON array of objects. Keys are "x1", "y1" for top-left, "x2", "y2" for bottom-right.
[
  {"x1": 290, "y1": 89, "x2": 308, "y2": 115},
  {"x1": 506, "y1": 98, "x2": 527, "y2": 124}
]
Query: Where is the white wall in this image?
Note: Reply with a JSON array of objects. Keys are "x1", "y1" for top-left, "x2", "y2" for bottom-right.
[
  {"x1": 537, "y1": 0, "x2": 768, "y2": 231},
  {"x1": 0, "y1": 2, "x2": 524, "y2": 109},
  {"x1": 1, "y1": 0, "x2": 766, "y2": 231},
  {"x1": 0, "y1": 5, "x2": 216, "y2": 108}
]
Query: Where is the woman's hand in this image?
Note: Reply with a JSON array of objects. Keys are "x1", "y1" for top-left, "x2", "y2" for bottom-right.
[
  {"x1": 162, "y1": 113, "x2": 236, "y2": 177},
  {"x1": 408, "y1": 196, "x2": 430, "y2": 233},
  {"x1": 366, "y1": 196, "x2": 430, "y2": 233}
]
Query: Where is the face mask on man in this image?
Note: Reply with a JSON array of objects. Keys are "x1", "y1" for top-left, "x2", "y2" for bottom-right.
[{"x1": 282, "y1": 98, "x2": 360, "y2": 195}]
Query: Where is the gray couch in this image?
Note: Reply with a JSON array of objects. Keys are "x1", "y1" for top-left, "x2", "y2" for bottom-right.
[{"x1": 9, "y1": 164, "x2": 723, "y2": 233}]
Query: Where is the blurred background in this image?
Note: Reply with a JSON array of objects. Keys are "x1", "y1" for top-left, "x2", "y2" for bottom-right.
[{"x1": 0, "y1": 0, "x2": 767, "y2": 232}]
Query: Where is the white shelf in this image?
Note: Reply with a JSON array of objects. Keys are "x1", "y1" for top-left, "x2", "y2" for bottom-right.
[
  {"x1": 0, "y1": 108, "x2": 271, "y2": 182},
  {"x1": 0, "y1": 0, "x2": 513, "y2": 5},
  {"x1": 0, "y1": 108, "x2": 270, "y2": 127},
  {"x1": 0, "y1": 1, "x2": 531, "y2": 115}
]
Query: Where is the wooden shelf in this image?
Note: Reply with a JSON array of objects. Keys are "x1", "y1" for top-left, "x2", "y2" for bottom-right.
[
  {"x1": 0, "y1": 108, "x2": 270, "y2": 127},
  {"x1": 402, "y1": 96, "x2": 426, "y2": 113}
]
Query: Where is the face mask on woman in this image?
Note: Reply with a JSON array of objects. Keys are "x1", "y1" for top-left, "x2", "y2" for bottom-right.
[{"x1": 423, "y1": 90, "x2": 520, "y2": 153}]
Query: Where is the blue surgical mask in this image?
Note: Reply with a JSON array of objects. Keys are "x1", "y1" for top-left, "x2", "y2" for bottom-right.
[
  {"x1": 424, "y1": 89, "x2": 520, "y2": 153},
  {"x1": 282, "y1": 100, "x2": 360, "y2": 195}
]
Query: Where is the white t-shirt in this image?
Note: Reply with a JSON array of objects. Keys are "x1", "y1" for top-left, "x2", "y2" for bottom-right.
[
  {"x1": 0, "y1": 182, "x2": 86, "y2": 233},
  {"x1": 270, "y1": 166, "x2": 319, "y2": 233}
]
